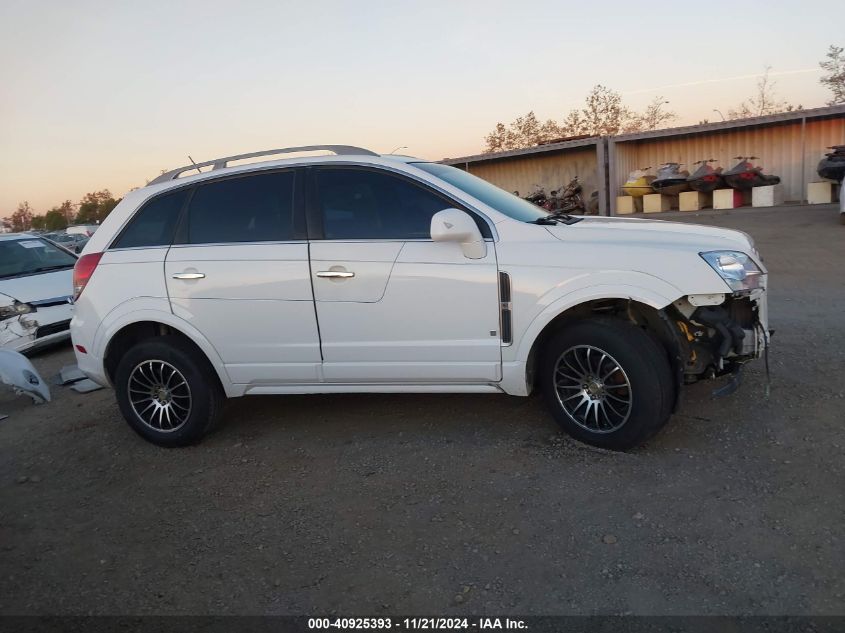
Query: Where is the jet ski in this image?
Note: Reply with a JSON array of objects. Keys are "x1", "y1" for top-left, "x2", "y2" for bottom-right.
[
  {"x1": 817, "y1": 145, "x2": 845, "y2": 182},
  {"x1": 651, "y1": 162, "x2": 691, "y2": 195},
  {"x1": 723, "y1": 156, "x2": 780, "y2": 190},
  {"x1": 687, "y1": 159, "x2": 724, "y2": 193},
  {"x1": 621, "y1": 168, "x2": 655, "y2": 197}
]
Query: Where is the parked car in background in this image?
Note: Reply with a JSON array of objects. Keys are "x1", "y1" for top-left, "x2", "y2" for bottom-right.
[
  {"x1": 66, "y1": 224, "x2": 99, "y2": 238},
  {"x1": 71, "y1": 146, "x2": 769, "y2": 450},
  {"x1": 44, "y1": 232, "x2": 89, "y2": 253},
  {"x1": 0, "y1": 234, "x2": 76, "y2": 353}
]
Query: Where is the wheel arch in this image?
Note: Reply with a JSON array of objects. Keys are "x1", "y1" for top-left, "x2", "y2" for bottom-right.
[
  {"x1": 99, "y1": 313, "x2": 237, "y2": 397},
  {"x1": 514, "y1": 291, "x2": 685, "y2": 410}
]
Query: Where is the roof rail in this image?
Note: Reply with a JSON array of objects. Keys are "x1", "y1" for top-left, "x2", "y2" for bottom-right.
[{"x1": 148, "y1": 145, "x2": 379, "y2": 185}]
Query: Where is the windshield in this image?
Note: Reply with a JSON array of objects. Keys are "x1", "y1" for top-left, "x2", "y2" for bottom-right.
[
  {"x1": 414, "y1": 162, "x2": 549, "y2": 223},
  {"x1": 0, "y1": 237, "x2": 77, "y2": 280}
]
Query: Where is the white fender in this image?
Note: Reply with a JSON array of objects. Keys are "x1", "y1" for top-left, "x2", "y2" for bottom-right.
[
  {"x1": 500, "y1": 273, "x2": 683, "y2": 396},
  {"x1": 91, "y1": 298, "x2": 239, "y2": 397}
]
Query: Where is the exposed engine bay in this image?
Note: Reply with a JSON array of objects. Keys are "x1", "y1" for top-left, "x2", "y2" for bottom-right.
[{"x1": 670, "y1": 291, "x2": 769, "y2": 385}]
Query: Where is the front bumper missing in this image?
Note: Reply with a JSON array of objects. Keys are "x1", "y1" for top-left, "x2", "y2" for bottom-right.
[{"x1": 671, "y1": 290, "x2": 770, "y2": 390}]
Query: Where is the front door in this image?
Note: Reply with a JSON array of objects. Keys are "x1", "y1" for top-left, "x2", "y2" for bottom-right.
[
  {"x1": 165, "y1": 169, "x2": 321, "y2": 386},
  {"x1": 308, "y1": 166, "x2": 501, "y2": 383}
]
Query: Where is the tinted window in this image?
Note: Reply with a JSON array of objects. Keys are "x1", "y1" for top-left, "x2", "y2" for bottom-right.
[
  {"x1": 316, "y1": 169, "x2": 454, "y2": 240},
  {"x1": 186, "y1": 172, "x2": 294, "y2": 244},
  {"x1": 113, "y1": 189, "x2": 188, "y2": 249},
  {"x1": 0, "y1": 238, "x2": 76, "y2": 280}
]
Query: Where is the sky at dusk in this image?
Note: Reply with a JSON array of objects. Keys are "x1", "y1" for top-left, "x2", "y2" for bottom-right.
[{"x1": 0, "y1": 0, "x2": 839, "y2": 212}]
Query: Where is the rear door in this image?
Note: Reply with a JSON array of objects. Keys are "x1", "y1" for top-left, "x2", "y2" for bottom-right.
[
  {"x1": 307, "y1": 166, "x2": 502, "y2": 384},
  {"x1": 165, "y1": 169, "x2": 321, "y2": 385}
]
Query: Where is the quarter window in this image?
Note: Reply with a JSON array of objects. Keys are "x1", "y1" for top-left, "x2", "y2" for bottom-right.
[
  {"x1": 112, "y1": 189, "x2": 188, "y2": 249},
  {"x1": 185, "y1": 171, "x2": 295, "y2": 244},
  {"x1": 315, "y1": 169, "x2": 460, "y2": 240}
]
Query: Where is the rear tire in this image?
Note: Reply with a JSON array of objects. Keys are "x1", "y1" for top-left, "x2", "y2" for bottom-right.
[
  {"x1": 540, "y1": 318, "x2": 675, "y2": 450},
  {"x1": 114, "y1": 336, "x2": 224, "y2": 447}
]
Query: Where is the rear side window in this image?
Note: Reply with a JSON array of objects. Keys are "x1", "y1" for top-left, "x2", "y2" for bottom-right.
[
  {"x1": 185, "y1": 171, "x2": 295, "y2": 244},
  {"x1": 112, "y1": 189, "x2": 188, "y2": 249}
]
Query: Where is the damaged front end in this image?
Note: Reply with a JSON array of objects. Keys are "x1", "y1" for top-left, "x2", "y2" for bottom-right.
[
  {"x1": 0, "y1": 297, "x2": 39, "y2": 351},
  {"x1": 670, "y1": 288, "x2": 770, "y2": 394}
]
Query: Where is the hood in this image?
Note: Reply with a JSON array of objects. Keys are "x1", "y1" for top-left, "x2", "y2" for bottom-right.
[
  {"x1": 545, "y1": 216, "x2": 755, "y2": 255},
  {"x1": 0, "y1": 269, "x2": 74, "y2": 304}
]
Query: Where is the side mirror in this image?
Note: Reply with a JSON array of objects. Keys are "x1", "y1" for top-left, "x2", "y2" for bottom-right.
[{"x1": 430, "y1": 208, "x2": 486, "y2": 259}]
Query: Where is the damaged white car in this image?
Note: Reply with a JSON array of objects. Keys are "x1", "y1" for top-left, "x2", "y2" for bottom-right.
[
  {"x1": 70, "y1": 146, "x2": 770, "y2": 450},
  {"x1": 0, "y1": 234, "x2": 76, "y2": 353}
]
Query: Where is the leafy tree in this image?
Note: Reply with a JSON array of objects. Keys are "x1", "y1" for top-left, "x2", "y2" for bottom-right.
[
  {"x1": 54, "y1": 200, "x2": 76, "y2": 224},
  {"x1": 483, "y1": 86, "x2": 677, "y2": 152},
  {"x1": 820, "y1": 45, "x2": 845, "y2": 105},
  {"x1": 75, "y1": 190, "x2": 119, "y2": 224},
  {"x1": 727, "y1": 66, "x2": 798, "y2": 119},
  {"x1": 31, "y1": 215, "x2": 46, "y2": 230},
  {"x1": 10, "y1": 202, "x2": 34, "y2": 232},
  {"x1": 627, "y1": 96, "x2": 678, "y2": 133},
  {"x1": 578, "y1": 85, "x2": 634, "y2": 136},
  {"x1": 484, "y1": 111, "x2": 563, "y2": 152},
  {"x1": 44, "y1": 208, "x2": 69, "y2": 230}
]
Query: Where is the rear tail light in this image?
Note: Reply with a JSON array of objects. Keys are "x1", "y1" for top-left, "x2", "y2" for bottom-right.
[{"x1": 73, "y1": 252, "x2": 104, "y2": 300}]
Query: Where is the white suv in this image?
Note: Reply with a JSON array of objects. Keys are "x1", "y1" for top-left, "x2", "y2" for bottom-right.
[{"x1": 70, "y1": 146, "x2": 769, "y2": 450}]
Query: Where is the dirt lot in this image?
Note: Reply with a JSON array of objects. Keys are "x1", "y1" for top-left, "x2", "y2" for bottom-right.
[{"x1": 1, "y1": 204, "x2": 843, "y2": 616}]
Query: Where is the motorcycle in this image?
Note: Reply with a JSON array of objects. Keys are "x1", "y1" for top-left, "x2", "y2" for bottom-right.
[
  {"x1": 687, "y1": 159, "x2": 725, "y2": 193},
  {"x1": 546, "y1": 177, "x2": 587, "y2": 214},
  {"x1": 523, "y1": 185, "x2": 548, "y2": 208},
  {"x1": 817, "y1": 145, "x2": 845, "y2": 182},
  {"x1": 723, "y1": 156, "x2": 780, "y2": 190},
  {"x1": 651, "y1": 162, "x2": 691, "y2": 195}
]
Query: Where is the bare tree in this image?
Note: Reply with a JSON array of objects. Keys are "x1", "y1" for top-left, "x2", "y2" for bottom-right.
[
  {"x1": 727, "y1": 66, "x2": 796, "y2": 119},
  {"x1": 820, "y1": 45, "x2": 845, "y2": 105}
]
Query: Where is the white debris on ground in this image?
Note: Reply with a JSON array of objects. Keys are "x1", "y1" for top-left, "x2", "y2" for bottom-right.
[{"x1": 0, "y1": 348, "x2": 51, "y2": 404}]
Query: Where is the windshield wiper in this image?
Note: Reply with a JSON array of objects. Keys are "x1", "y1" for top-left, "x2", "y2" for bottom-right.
[{"x1": 529, "y1": 214, "x2": 583, "y2": 226}]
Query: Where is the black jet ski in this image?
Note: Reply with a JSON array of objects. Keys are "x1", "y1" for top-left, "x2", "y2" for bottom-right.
[
  {"x1": 817, "y1": 145, "x2": 845, "y2": 182},
  {"x1": 651, "y1": 162, "x2": 690, "y2": 195},
  {"x1": 687, "y1": 159, "x2": 724, "y2": 193},
  {"x1": 723, "y1": 156, "x2": 780, "y2": 190}
]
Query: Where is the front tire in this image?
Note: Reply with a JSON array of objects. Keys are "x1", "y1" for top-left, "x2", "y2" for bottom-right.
[
  {"x1": 114, "y1": 336, "x2": 224, "y2": 447},
  {"x1": 540, "y1": 318, "x2": 674, "y2": 450}
]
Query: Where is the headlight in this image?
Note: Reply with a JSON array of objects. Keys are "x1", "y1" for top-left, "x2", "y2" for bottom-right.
[
  {"x1": 0, "y1": 301, "x2": 35, "y2": 320},
  {"x1": 700, "y1": 251, "x2": 763, "y2": 292}
]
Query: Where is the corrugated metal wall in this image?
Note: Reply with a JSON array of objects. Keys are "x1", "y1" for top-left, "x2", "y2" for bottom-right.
[
  {"x1": 465, "y1": 148, "x2": 601, "y2": 200},
  {"x1": 612, "y1": 118, "x2": 845, "y2": 204},
  {"x1": 803, "y1": 118, "x2": 845, "y2": 185}
]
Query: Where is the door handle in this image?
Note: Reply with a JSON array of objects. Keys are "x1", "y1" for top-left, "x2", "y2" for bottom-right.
[
  {"x1": 172, "y1": 272, "x2": 206, "y2": 280},
  {"x1": 316, "y1": 270, "x2": 355, "y2": 278}
]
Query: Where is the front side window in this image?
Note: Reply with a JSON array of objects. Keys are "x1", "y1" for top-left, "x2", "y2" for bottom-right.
[
  {"x1": 414, "y1": 162, "x2": 549, "y2": 223},
  {"x1": 185, "y1": 171, "x2": 295, "y2": 244},
  {"x1": 0, "y1": 238, "x2": 76, "y2": 280},
  {"x1": 112, "y1": 189, "x2": 189, "y2": 249},
  {"x1": 315, "y1": 168, "x2": 455, "y2": 240}
]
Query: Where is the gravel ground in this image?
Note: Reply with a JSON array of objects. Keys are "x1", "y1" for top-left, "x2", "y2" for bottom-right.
[{"x1": 1, "y1": 204, "x2": 843, "y2": 616}]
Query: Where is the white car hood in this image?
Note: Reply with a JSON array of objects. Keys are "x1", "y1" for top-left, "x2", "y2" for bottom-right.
[
  {"x1": 546, "y1": 216, "x2": 754, "y2": 253},
  {"x1": 0, "y1": 269, "x2": 74, "y2": 303}
]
